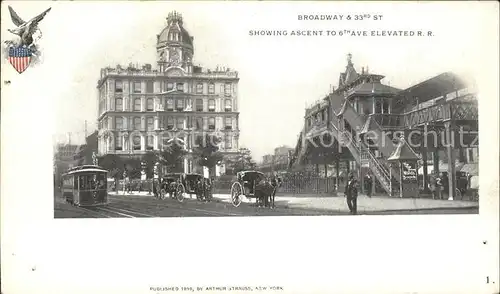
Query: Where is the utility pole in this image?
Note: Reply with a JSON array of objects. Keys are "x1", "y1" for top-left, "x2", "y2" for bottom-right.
[{"x1": 84, "y1": 120, "x2": 87, "y2": 138}]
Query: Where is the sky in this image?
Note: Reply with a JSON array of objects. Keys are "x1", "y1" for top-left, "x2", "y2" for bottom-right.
[{"x1": 1, "y1": 1, "x2": 496, "y2": 161}]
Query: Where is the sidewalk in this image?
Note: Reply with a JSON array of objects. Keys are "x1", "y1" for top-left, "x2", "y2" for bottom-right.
[{"x1": 108, "y1": 191, "x2": 478, "y2": 212}]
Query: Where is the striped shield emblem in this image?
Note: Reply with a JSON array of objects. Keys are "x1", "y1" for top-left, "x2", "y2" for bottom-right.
[{"x1": 8, "y1": 46, "x2": 32, "y2": 74}]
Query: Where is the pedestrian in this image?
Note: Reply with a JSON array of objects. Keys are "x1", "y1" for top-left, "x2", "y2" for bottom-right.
[
  {"x1": 345, "y1": 174, "x2": 359, "y2": 215},
  {"x1": 365, "y1": 174, "x2": 373, "y2": 198},
  {"x1": 435, "y1": 174, "x2": 443, "y2": 200},
  {"x1": 441, "y1": 172, "x2": 449, "y2": 199}
]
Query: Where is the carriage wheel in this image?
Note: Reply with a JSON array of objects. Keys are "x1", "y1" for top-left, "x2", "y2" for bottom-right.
[
  {"x1": 231, "y1": 182, "x2": 242, "y2": 207},
  {"x1": 176, "y1": 184, "x2": 185, "y2": 203},
  {"x1": 159, "y1": 189, "x2": 166, "y2": 200}
]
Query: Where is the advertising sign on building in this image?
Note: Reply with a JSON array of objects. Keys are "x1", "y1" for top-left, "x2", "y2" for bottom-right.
[{"x1": 402, "y1": 161, "x2": 417, "y2": 183}]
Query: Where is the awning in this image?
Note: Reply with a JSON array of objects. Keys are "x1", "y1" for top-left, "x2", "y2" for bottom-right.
[
  {"x1": 387, "y1": 139, "x2": 420, "y2": 161},
  {"x1": 460, "y1": 163, "x2": 479, "y2": 176},
  {"x1": 417, "y1": 162, "x2": 466, "y2": 175}
]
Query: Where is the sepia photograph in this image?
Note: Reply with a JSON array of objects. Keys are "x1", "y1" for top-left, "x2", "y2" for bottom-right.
[{"x1": 2, "y1": 1, "x2": 498, "y2": 294}]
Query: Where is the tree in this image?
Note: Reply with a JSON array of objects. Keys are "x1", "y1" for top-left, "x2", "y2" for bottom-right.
[
  {"x1": 192, "y1": 134, "x2": 224, "y2": 177},
  {"x1": 141, "y1": 151, "x2": 157, "y2": 178},
  {"x1": 157, "y1": 140, "x2": 188, "y2": 173},
  {"x1": 98, "y1": 154, "x2": 123, "y2": 179},
  {"x1": 226, "y1": 148, "x2": 257, "y2": 174}
]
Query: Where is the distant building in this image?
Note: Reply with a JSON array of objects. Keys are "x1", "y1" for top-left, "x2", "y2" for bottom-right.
[
  {"x1": 259, "y1": 145, "x2": 294, "y2": 173},
  {"x1": 53, "y1": 144, "x2": 80, "y2": 185},
  {"x1": 96, "y1": 11, "x2": 240, "y2": 174}
]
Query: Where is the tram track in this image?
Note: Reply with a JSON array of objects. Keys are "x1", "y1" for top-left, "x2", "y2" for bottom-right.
[{"x1": 107, "y1": 194, "x2": 245, "y2": 217}]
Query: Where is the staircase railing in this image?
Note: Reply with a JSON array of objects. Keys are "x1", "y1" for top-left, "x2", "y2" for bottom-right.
[{"x1": 330, "y1": 120, "x2": 393, "y2": 195}]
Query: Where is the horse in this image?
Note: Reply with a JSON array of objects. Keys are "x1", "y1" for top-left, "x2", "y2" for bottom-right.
[{"x1": 254, "y1": 177, "x2": 278, "y2": 209}]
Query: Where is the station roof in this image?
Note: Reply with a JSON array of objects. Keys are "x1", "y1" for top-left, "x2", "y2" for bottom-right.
[
  {"x1": 347, "y1": 82, "x2": 401, "y2": 97},
  {"x1": 395, "y1": 72, "x2": 469, "y2": 103}
]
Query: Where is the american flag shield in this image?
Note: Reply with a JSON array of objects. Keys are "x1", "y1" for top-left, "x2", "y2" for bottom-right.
[{"x1": 8, "y1": 46, "x2": 32, "y2": 74}]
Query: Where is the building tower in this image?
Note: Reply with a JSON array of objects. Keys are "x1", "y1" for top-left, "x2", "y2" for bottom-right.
[{"x1": 156, "y1": 11, "x2": 194, "y2": 73}]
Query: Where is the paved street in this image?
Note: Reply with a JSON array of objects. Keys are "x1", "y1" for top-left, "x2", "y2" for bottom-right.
[{"x1": 54, "y1": 191, "x2": 478, "y2": 218}]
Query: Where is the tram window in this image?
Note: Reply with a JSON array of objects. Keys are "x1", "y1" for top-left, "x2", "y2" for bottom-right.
[{"x1": 73, "y1": 177, "x2": 78, "y2": 189}]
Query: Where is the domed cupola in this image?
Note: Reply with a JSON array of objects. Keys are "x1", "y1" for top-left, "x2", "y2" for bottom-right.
[{"x1": 156, "y1": 11, "x2": 194, "y2": 70}]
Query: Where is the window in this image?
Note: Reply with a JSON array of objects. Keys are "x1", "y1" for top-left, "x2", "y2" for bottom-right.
[
  {"x1": 147, "y1": 117, "x2": 154, "y2": 131},
  {"x1": 134, "y1": 117, "x2": 141, "y2": 130},
  {"x1": 167, "y1": 82, "x2": 174, "y2": 91},
  {"x1": 225, "y1": 117, "x2": 232, "y2": 130},
  {"x1": 225, "y1": 99, "x2": 232, "y2": 112},
  {"x1": 468, "y1": 148, "x2": 475, "y2": 163},
  {"x1": 208, "y1": 99, "x2": 215, "y2": 112},
  {"x1": 195, "y1": 135, "x2": 204, "y2": 147},
  {"x1": 375, "y1": 100, "x2": 382, "y2": 113},
  {"x1": 134, "y1": 98, "x2": 142, "y2": 111},
  {"x1": 146, "y1": 81, "x2": 154, "y2": 93},
  {"x1": 115, "y1": 98, "x2": 123, "y2": 111},
  {"x1": 194, "y1": 117, "x2": 203, "y2": 130},
  {"x1": 115, "y1": 117, "x2": 123, "y2": 130},
  {"x1": 196, "y1": 99, "x2": 204, "y2": 112},
  {"x1": 208, "y1": 83, "x2": 215, "y2": 94},
  {"x1": 147, "y1": 98, "x2": 154, "y2": 111},
  {"x1": 147, "y1": 136, "x2": 154, "y2": 151},
  {"x1": 166, "y1": 98, "x2": 174, "y2": 111},
  {"x1": 224, "y1": 83, "x2": 231, "y2": 97},
  {"x1": 208, "y1": 117, "x2": 215, "y2": 130},
  {"x1": 177, "y1": 118, "x2": 184, "y2": 130},
  {"x1": 133, "y1": 81, "x2": 141, "y2": 93},
  {"x1": 382, "y1": 100, "x2": 390, "y2": 114},
  {"x1": 176, "y1": 83, "x2": 184, "y2": 92},
  {"x1": 115, "y1": 80, "x2": 123, "y2": 93},
  {"x1": 176, "y1": 99, "x2": 184, "y2": 111},
  {"x1": 116, "y1": 135, "x2": 123, "y2": 150},
  {"x1": 133, "y1": 135, "x2": 141, "y2": 150},
  {"x1": 225, "y1": 135, "x2": 232, "y2": 149},
  {"x1": 166, "y1": 117, "x2": 174, "y2": 130},
  {"x1": 196, "y1": 83, "x2": 203, "y2": 94}
]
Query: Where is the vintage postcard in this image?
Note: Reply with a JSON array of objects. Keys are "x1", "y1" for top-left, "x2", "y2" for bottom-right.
[{"x1": 1, "y1": 1, "x2": 498, "y2": 294}]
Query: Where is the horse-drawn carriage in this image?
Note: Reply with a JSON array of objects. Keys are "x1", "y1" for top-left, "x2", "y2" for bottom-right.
[
  {"x1": 158, "y1": 173, "x2": 185, "y2": 202},
  {"x1": 157, "y1": 173, "x2": 213, "y2": 203},
  {"x1": 230, "y1": 171, "x2": 279, "y2": 208},
  {"x1": 185, "y1": 173, "x2": 213, "y2": 202}
]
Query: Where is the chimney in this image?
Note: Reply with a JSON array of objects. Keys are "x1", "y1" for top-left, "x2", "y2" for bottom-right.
[
  {"x1": 361, "y1": 67, "x2": 365, "y2": 74},
  {"x1": 366, "y1": 66, "x2": 369, "y2": 74}
]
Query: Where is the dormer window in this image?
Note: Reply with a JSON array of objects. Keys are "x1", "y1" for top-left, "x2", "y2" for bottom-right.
[
  {"x1": 208, "y1": 83, "x2": 215, "y2": 94},
  {"x1": 115, "y1": 80, "x2": 123, "y2": 93}
]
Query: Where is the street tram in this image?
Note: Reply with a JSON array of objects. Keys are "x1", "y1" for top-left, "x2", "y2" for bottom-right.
[{"x1": 61, "y1": 165, "x2": 109, "y2": 206}]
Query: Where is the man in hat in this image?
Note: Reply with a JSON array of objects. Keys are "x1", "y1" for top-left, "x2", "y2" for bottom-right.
[{"x1": 344, "y1": 173, "x2": 359, "y2": 215}]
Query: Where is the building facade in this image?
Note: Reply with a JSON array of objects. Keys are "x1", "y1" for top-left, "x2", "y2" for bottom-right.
[
  {"x1": 259, "y1": 145, "x2": 294, "y2": 173},
  {"x1": 291, "y1": 54, "x2": 478, "y2": 199},
  {"x1": 96, "y1": 11, "x2": 240, "y2": 174}
]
